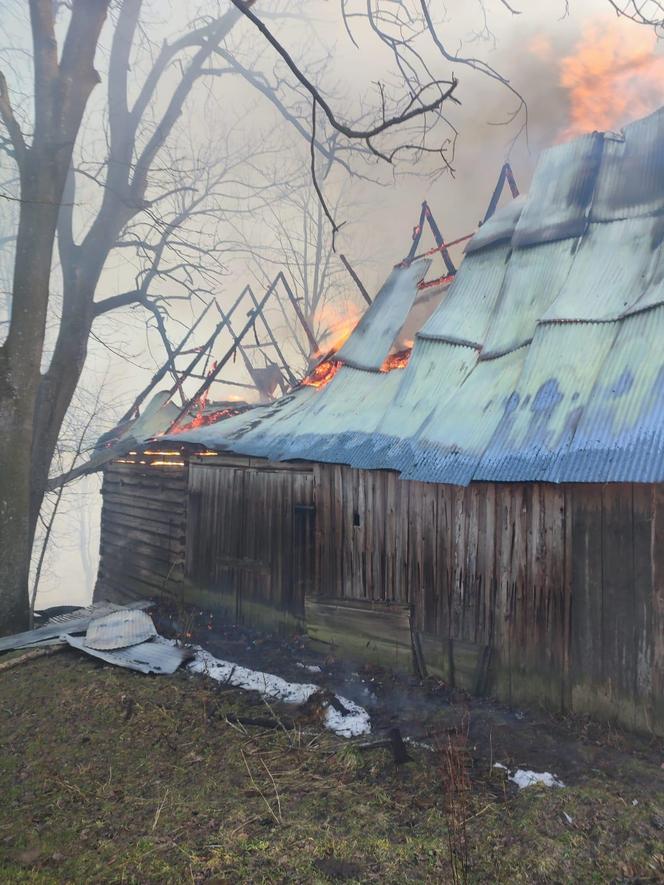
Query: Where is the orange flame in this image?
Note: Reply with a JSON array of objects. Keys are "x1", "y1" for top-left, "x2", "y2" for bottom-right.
[
  {"x1": 313, "y1": 301, "x2": 362, "y2": 357},
  {"x1": 381, "y1": 347, "x2": 412, "y2": 372},
  {"x1": 173, "y1": 405, "x2": 240, "y2": 433},
  {"x1": 302, "y1": 359, "x2": 341, "y2": 389},
  {"x1": 558, "y1": 22, "x2": 664, "y2": 140}
]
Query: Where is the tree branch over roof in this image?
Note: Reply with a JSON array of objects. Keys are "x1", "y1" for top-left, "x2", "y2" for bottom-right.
[{"x1": 227, "y1": 0, "x2": 459, "y2": 156}]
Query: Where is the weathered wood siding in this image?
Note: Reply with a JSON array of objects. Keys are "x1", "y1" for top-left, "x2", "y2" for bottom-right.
[
  {"x1": 94, "y1": 455, "x2": 663, "y2": 733},
  {"x1": 185, "y1": 455, "x2": 314, "y2": 630},
  {"x1": 314, "y1": 465, "x2": 663, "y2": 734},
  {"x1": 95, "y1": 460, "x2": 187, "y2": 605}
]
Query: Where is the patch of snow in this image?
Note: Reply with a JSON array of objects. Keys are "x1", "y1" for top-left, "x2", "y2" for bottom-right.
[
  {"x1": 493, "y1": 762, "x2": 507, "y2": 770},
  {"x1": 296, "y1": 662, "x2": 322, "y2": 673},
  {"x1": 509, "y1": 769, "x2": 564, "y2": 790},
  {"x1": 189, "y1": 646, "x2": 370, "y2": 738},
  {"x1": 324, "y1": 697, "x2": 371, "y2": 738}
]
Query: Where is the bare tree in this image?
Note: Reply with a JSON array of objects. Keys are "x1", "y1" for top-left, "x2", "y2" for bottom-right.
[
  {"x1": 606, "y1": 1, "x2": 664, "y2": 27},
  {"x1": 0, "y1": 0, "x2": 523, "y2": 631}
]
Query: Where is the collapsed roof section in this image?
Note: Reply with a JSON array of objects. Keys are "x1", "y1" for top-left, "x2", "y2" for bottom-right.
[{"x1": 174, "y1": 106, "x2": 664, "y2": 486}]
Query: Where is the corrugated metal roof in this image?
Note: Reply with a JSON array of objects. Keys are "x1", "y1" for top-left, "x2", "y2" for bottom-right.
[
  {"x1": 405, "y1": 345, "x2": 529, "y2": 485},
  {"x1": 557, "y1": 305, "x2": 664, "y2": 482},
  {"x1": 336, "y1": 259, "x2": 431, "y2": 370},
  {"x1": 465, "y1": 195, "x2": 526, "y2": 254},
  {"x1": 512, "y1": 132, "x2": 603, "y2": 247},
  {"x1": 591, "y1": 107, "x2": 664, "y2": 221},
  {"x1": 173, "y1": 106, "x2": 664, "y2": 486},
  {"x1": 541, "y1": 218, "x2": 657, "y2": 323},
  {"x1": 477, "y1": 323, "x2": 617, "y2": 482},
  {"x1": 418, "y1": 243, "x2": 510, "y2": 346},
  {"x1": 481, "y1": 238, "x2": 574, "y2": 358}
]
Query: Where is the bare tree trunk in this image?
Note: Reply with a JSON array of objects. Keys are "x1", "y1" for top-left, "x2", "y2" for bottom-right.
[
  {"x1": 0, "y1": 415, "x2": 31, "y2": 633},
  {"x1": 0, "y1": 0, "x2": 110, "y2": 635}
]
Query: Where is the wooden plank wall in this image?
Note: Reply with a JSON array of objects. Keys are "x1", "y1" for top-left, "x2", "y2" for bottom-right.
[
  {"x1": 185, "y1": 456, "x2": 314, "y2": 631},
  {"x1": 94, "y1": 456, "x2": 663, "y2": 733},
  {"x1": 315, "y1": 464, "x2": 663, "y2": 734},
  {"x1": 95, "y1": 460, "x2": 188, "y2": 605}
]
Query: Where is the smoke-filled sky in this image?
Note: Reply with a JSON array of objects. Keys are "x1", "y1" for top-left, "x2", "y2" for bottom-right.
[{"x1": 3, "y1": 0, "x2": 661, "y2": 608}]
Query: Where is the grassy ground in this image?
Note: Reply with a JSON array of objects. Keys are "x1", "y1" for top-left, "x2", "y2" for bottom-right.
[{"x1": 0, "y1": 650, "x2": 662, "y2": 884}]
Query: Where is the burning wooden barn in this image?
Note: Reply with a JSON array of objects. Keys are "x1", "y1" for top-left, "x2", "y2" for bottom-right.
[{"x1": 95, "y1": 108, "x2": 664, "y2": 735}]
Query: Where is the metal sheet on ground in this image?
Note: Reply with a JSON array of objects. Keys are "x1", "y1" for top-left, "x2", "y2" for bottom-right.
[
  {"x1": 0, "y1": 601, "x2": 152, "y2": 653},
  {"x1": 65, "y1": 634, "x2": 192, "y2": 674},
  {"x1": 85, "y1": 609, "x2": 157, "y2": 650}
]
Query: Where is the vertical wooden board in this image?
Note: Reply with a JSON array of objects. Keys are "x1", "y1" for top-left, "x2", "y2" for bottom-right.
[
  {"x1": 465, "y1": 485, "x2": 480, "y2": 643},
  {"x1": 344, "y1": 468, "x2": 358, "y2": 598},
  {"x1": 332, "y1": 465, "x2": 345, "y2": 597},
  {"x1": 406, "y1": 481, "x2": 422, "y2": 627},
  {"x1": 371, "y1": 473, "x2": 385, "y2": 600},
  {"x1": 570, "y1": 485, "x2": 603, "y2": 695},
  {"x1": 283, "y1": 472, "x2": 294, "y2": 612},
  {"x1": 545, "y1": 485, "x2": 566, "y2": 673},
  {"x1": 319, "y1": 466, "x2": 331, "y2": 595},
  {"x1": 357, "y1": 469, "x2": 368, "y2": 598},
  {"x1": 651, "y1": 485, "x2": 664, "y2": 731},
  {"x1": 494, "y1": 485, "x2": 512, "y2": 658},
  {"x1": 451, "y1": 486, "x2": 465, "y2": 641},
  {"x1": 384, "y1": 472, "x2": 397, "y2": 601},
  {"x1": 185, "y1": 468, "x2": 200, "y2": 580},
  {"x1": 562, "y1": 485, "x2": 573, "y2": 711},
  {"x1": 632, "y1": 483, "x2": 653, "y2": 729},
  {"x1": 348, "y1": 469, "x2": 362, "y2": 599},
  {"x1": 481, "y1": 484, "x2": 497, "y2": 648},
  {"x1": 395, "y1": 477, "x2": 409, "y2": 605},
  {"x1": 543, "y1": 484, "x2": 567, "y2": 707},
  {"x1": 419, "y1": 482, "x2": 438, "y2": 634},
  {"x1": 518, "y1": 485, "x2": 533, "y2": 655},
  {"x1": 313, "y1": 465, "x2": 322, "y2": 594},
  {"x1": 320, "y1": 465, "x2": 333, "y2": 597},
  {"x1": 436, "y1": 484, "x2": 452, "y2": 638},
  {"x1": 362, "y1": 467, "x2": 374, "y2": 601},
  {"x1": 601, "y1": 484, "x2": 635, "y2": 726},
  {"x1": 509, "y1": 486, "x2": 525, "y2": 653}
]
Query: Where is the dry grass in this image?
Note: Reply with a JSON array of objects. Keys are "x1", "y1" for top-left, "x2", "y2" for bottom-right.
[{"x1": 0, "y1": 651, "x2": 662, "y2": 883}]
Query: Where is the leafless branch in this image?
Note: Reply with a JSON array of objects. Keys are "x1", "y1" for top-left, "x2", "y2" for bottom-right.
[
  {"x1": 0, "y1": 71, "x2": 26, "y2": 166},
  {"x1": 228, "y1": 0, "x2": 459, "y2": 155},
  {"x1": 606, "y1": 0, "x2": 664, "y2": 26}
]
